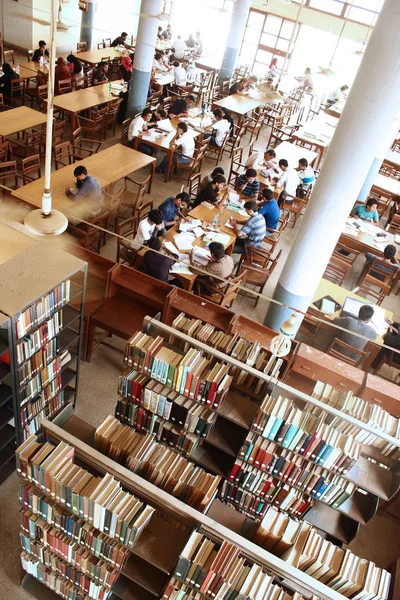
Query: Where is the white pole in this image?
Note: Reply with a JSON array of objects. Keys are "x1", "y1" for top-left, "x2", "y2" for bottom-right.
[{"x1": 42, "y1": 0, "x2": 57, "y2": 216}]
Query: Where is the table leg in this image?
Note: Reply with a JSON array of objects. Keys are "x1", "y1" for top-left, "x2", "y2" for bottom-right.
[
  {"x1": 166, "y1": 149, "x2": 174, "y2": 182},
  {"x1": 148, "y1": 161, "x2": 155, "y2": 194}
]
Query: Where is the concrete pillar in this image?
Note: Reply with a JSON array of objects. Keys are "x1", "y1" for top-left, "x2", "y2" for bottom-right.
[
  {"x1": 80, "y1": 0, "x2": 95, "y2": 51},
  {"x1": 127, "y1": 0, "x2": 163, "y2": 118},
  {"x1": 264, "y1": 0, "x2": 400, "y2": 333},
  {"x1": 219, "y1": 0, "x2": 251, "y2": 82}
]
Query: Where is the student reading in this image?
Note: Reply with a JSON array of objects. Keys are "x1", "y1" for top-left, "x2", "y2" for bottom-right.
[
  {"x1": 331, "y1": 305, "x2": 376, "y2": 359},
  {"x1": 192, "y1": 175, "x2": 226, "y2": 209}
]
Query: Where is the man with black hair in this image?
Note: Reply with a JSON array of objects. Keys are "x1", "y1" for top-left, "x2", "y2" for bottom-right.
[
  {"x1": 139, "y1": 237, "x2": 176, "y2": 283},
  {"x1": 156, "y1": 121, "x2": 195, "y2": 174},
  {"x1": 159, "y1": 192, "x2": 189, "y2": 228},
  {"x1": 231, "y1": 200, "x2": 266, "y2": 253},
  {"x1": 332, "y1": 305, "x2": 377, "y2": 358},
  {"x1": 192, "y1": 175, "x2": 227, "y2": 209},
  {"x1": 352, "y1": 198, "x2": 379, "y2": 223},
  {"x1": 362, "y1": 244, "x2": 399, "y2": 282},
  {"x1": 195, "y1": 242, "x2": 234, "y2": 290},
  {"x1": 128, "y1": 108, "x2": 156, "y2": 155},
  {"x1": 93, "y1": 62, "x2": 108, "y2": 84},
  {"x1": 199, "y1": 167, "x2": 225, "y2": 191},
  {"x1": 327, "y1": 84, "x2": 349, "y2": 105},
  {"x1": 168, "y1": 94, "x2": 195, "y2": 117},
  {"x1": 236, "y1": 168, "x2": 260, "y2": 199},
  {"x1": 258, "y1": 188, "x2": 280, "y2": 231},
  {"x1": 32, "y1": 40, "x2": 49, "y2": 63},
  {"x1": 297, "y1": 158, "x2": 315, "y2": 196},
  {"x1": 276, "y1": 158, "x2": 301, "y2": 204},
  {"x1": 153, "y1": 52, "x2": 169, "y2": 72},
  {"x1": 134, "y1": 209, "x2": 166, "y2": 245},
  {"x1": 204, "y1": 109, "x2": 230, "y2": 147},
  {"x1": 65, "y1": 165, "x2": 103, "y2": 217},
  {"x1": 111, "y1": 32, "x2": 133, "y2": 49}
]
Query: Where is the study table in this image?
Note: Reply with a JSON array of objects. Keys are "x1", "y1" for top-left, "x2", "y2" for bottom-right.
[
  {"x1": 325, "y1": 101, "x2": 345, "y2": 118},
  {"x1": 339, "y1": 218, "x2": 399, "y2": 256},
  {"x1": 49, "y1": 87, "x2": 119, "y2": 130},
  {"x1": 0, "y1": 106, "x2": 47, "y2": 137},
  {"x1": 9, "y1": 62, "x2": 44, "y2": 81},
  {"x1": 292, "y1": 113, "x2": 338, "y2": 168},
  {"x1": 76, "y1": 47, "x2": 124, "y2": 67},
  {"x1": 213, "y1": 91, "x2": 268, "y2": 126},
  {"x1": 273, "y1": 141, "x2": 318, "y2": 168},
  {"x1": 373, "y1": 172, "x2": 400, "y2": 196},
  {"x1": 383, "y1": 150, "x2": 400, "y2": 168}
]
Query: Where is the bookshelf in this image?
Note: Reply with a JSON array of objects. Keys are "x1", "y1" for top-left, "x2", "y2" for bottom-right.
[
  {"x1": 22, "y1": 416, "x2": 372, "y2": 600},
  {"x1": 0, "y1": 245, "x2": 86, "y2": 482}
]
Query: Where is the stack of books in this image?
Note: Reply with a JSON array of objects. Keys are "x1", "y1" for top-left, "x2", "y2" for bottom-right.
[
  {"x1": 165, "y1": 531, "x2": 313, "y2": 600},
  {"x1": 16, "y1": 281, "x2": 71, "y2": 339},
  {"x1": 95, "y1": 416, "x2": 221, "y2": 512}
]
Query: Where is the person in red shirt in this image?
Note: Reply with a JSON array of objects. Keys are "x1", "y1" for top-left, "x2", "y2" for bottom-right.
[{"x1": 54, "y1": 57, "x2": 71, "y2": 95}]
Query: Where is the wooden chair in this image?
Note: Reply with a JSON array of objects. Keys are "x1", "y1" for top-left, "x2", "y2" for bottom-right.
[
  {"x1": 20, "y1": 154, "x2": 41, "y2": 183},
  {"x1": 0, "y1": 160, "x2": 20, "y2": 190},
  {"x1": 58, "y1": 78, "x2": 73, "y2": 95},
  {"x1": 263, "y1": 213, "x2": 289, "y2": 253},
  {"x1": 27, "y1": 50, "x2": 34, "y2": 62},
  {"x1": 195, "y1": 270, "x2": 247, "y2": 309},
  {"x1": 267, "y1": 115, "x2": 296, "y2": 148},
  {"x1": 3, "y1": 50, "x2": 14, "y2": 64},
  {"x1": 323, "y1": 255, "x2": 352, "y2": 286},
  {"x1": 37, "y1": 84, "x2": 48, "y2": 112},
  {"x1": 68, "y1": 211, "x2": 110, "y2": 254},
  {"x1": 85, "y1": 70, "x2": 94, "y2": 87},
  {"x1": 136, "y1": 199, "x2": 154, "y2": 223},
  {"x1": 188, "y1": 172, "x2": 201, "y2": 202},
  {"x1": 357, "y1": 256, "x2": 399, "y2": 291},
  {"x1": 74, "y1": 76, "x2": 86, "y2": 91},
  {"x1": 72, "y1": 127, "x2": 102, "y2": 158},
  {"x1": 77, "y1": 115, "x2": 106, "y2": 141},
  {"x1": 77, "y1": 42, "x2": 87, "y2": 52},
  {"x1": 282, "y1": 195, "x2": 305, "y2": 228},
  {"x1": 116, "y1": 216, "x2": 138, "y2": 265},
  {"x1": 327, "y1": 337, "x2": 369, "y2": 368},
  {"x1": 236, "y1": 248, "x2": 281, "y2": 306},
  {"x1": 5, "y1": 78, "x2": 24, "y2": 107},
  {"x1": 244, "y1": 109, "x2": 264, "y2": 145},
  {"x1": 97, "y1": 42, "x2": 106, "y2": 50},
  {"x1": 10, "y1": 129, "x2": 43, "y2": 160},
  {"x1": 119, "y1": 174, "x2": 152, "y2": 219},
  {"x1": 0, "y1": 140, "x2": 13, "y2": 162},
  {"x1": 387, "y1": 213, "x2": 400, "y2": 234},
  {"x1": 205, "y1": 131, "x2": 229, "y2": 164},
  {"x1": 53, "y1": 141, "x2": 81, "y2": 169},
  {"x1": 104, "y1": 184, "x2": 126, "y2": 232},
  {"x1": 0, "y1": 93, "x2": 7, "y2": 112},
  {"x1": 332, "y1": 242, "x2": 360, "y2": 267},
  {"x1": 103, "y1": 38, "x2": 112, "y2": 48},
  {"x1": 173, "y1": 142, "x2": 209, "y2": 185},
  {"x1": 224, "y1": 125, "x2": 244, "y2": 158},
  {"x1": 104, "y1": 99, "x2": 122, "y2": 137},
  {"x1": 355, "y1": 274, "x2": 391, "y2": 306},
  {"x1": 121, "y1": 118, "x2": 133, "y2": 146}
]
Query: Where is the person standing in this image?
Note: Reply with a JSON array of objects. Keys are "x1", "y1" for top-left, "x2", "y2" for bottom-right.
[{"x1": 163, "y1": 24, "x2": 173, "y2": 40}]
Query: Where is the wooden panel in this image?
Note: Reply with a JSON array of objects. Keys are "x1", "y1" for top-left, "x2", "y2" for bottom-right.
[{"x1": 359, "y1": 373, "x2": 400, "y2": 417}]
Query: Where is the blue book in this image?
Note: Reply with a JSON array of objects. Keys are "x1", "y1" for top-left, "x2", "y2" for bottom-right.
[
  {"x1": 288, "y1": 428, "x2": 306, "y2": 451},
  {"x1": 180, "y1": 367, "x2": 189, "y2": 395},
  {"x1": 151, "y1": 357, "x2": 159, "y2": 379},
  {"x1": 157, "y1": 394, "x2": 166, "y2": 417},
  {"x1": 311, "y1": 477, "x2": 328, "y2": 498},
  {"x1": 316, "y1": 443, "x2": 334, "y2": 466},
  {"x1": 156, "y1": 356, "x2": 164, "y2": 381},
  {"x1": 161, "y1": 360, "x2": 170, "y2": 384},
  {"x1": 281, "y1": 424, "x2": 300, "y2": 449},
  {"x1": 315, "y1": 479, "x2": 333, "y2": 500},
  {"x1": 244, "y1": 442, "x2": 254, "y2": 462},
  {"x1": 267, "y1": 417, "x2": 285, "y2": 441}
]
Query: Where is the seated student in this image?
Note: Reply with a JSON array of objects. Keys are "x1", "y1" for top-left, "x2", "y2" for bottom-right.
[
  {"x1": 153, "y1": 52, "x2": 169, "y2": 72},
  {"x1": 0, "y1": 63, "x2": 20, "y2": 101},
  {"x1": 296, "y1": 158, "x2": 315, "y2": 197},
  {"x1": 352, "y1": 198, "x2": 379, "y2": 224},
  {"x1": 331, "y1": 305, "x2": 376, "y2": 359},
  {"x1": 327, "y1": 84, "x2": 349, "y2": 105},
  {"x1": 229, "y1": 78, "x2": 249, "y2": 95},
  {"x1": 67, "y1": 54, "x2": 84, "y2": 80},
  {"x1": 185, "y1": 34, "x2": 196, "y2": 48},
  {"x1": 236, "y1": 168, "x2": 260, "y2": 199},
  {"x1": 172, "y1": 35, "x2": 186, "y2": 60},
  {"x1": 111, "y1": 32, "x2": 133, "y2": 49},
  {"x1": 120, "y1": 53, "x2": 133, "y2": 81},
  {"x1": 156, "y1": 122, "x2": 195, "y2": 174},
  {"x1": 139, "y1": 237, "x2": 176, "y2": 284},
  {"x1": 163, "y1": 24, "x2": 173, "y2": 40},
  {"x1": 204, "y1": 109, "x2": 230, "y2": 147},
  {"x1": 134, "y1": 209, "x2": 166, "y2": 245},
  {"x1": 65, "y1": 165, "x2": 103, "y2": 218},
  {"x1": 54, "y1": 58, "x2": 71, "y2": 95},
  {"x1": 362, "y1": 244, "x2": 399, "y2": 281},
  {"x1": 230, "y1": 200, "x2": 267, "y2": 254},
  {"x1": 192, "y1": 175, "x2": 227, "y2": 209},
  {"x1": 157, "y1": 26, "x2": 165, "y2": 40},
  {"x1": 158, "y1": 192, "x2": 189, "y2": 228},
  {"x1": 276, "y1": 159, "x2": 301, "y2": 205},
  {"x1": 149, "y1": 108, "x2": 173, "y2": 132},
  {"x1": 93, "y1": 61, "x2": 108, "y2": 84},
  {"x1": 128, "y1": 108, "x2": 155, "y2": 156},
  {"x1": 168, "y1": 94, "x2": 195, "y2": 117},
  {"x1": 371, "y1": 319, "x2": 400, "y2": 369},
  {"x1": 173, "y1": 60, "x2": 187, "y2": 86},
  {"x1": 246, "y1": 147, "x2": 279, "y2": 175},
  {"x1": 32, "y1": 40, "x2": 49, "y2": 63},
  {"x1": 257, "y1": 188, "x2": 280, "y2": 232},
  {"x1": 388, "y1": 194, "x2": 400, "y2": 224},
  {"x1": 195, "y1": 242, "x2": 234, "y2": 290},
  {"x1": 222, "y1": 109, "x2": 234, "y2": 136},
  {"x1": 199, "y1": 167, "x2": 225, "y2": 191}
]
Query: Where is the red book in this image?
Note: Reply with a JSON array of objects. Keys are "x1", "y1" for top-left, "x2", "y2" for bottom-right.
[
  {"x1": 301, "y1": 433, "x2": 317, "y2": 457},
  {"x1": 254, "y1": 447, "x2": 266, "y2": 468},
  {"x1": 259, "y1": 481, "x2": 272, "y2": 497},
  {"x1": 205, "y1": 381, "x2": 218, "y2": 407},
  {"x1": 135, "y1": 407, "x2": 145, "y2": 432},
  {"x1": 228, "y1": 463, "x2": 241, "y2": 482},
  {"x1": 304, "y1": 435, "x2": 322, "y2": 460}
]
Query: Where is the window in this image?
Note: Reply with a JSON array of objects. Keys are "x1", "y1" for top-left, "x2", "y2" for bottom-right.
[
  {"x1": 308, "y1": 0, "x2": 345, "y2": 15},
  {"x1": 306, "y1": 0, "x2": 382, "y2": 25}
]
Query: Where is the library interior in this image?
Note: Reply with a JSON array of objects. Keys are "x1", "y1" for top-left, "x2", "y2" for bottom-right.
[{"x1": 0, "y1": 0, "x2": 400, "y2": 599}]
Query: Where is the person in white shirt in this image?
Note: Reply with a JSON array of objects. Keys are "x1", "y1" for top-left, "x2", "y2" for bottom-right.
[
  {"x1": 134, "y1": 209, "x2": 166, "y2": 245},
  {"x1": 128, "y1": 108, "x2": 156, "y2": 156},
  {"x1": 276, "y1": 159, "x2": 301, "y2": 205},
  {"x1": 173, "y1": 61, "x2": 190, "y2": 88},
  {"x1": 156, "y1": 122, "x2": 194, "y2": 174},
  {"x1": 296, "y1": 67, "x2": 313, "y2": 92},
  {"x1": 246, "y1": 147, "x2": 281, "y2": 178},
  {"x1": 327, "y1": 84, "x2": 349, "y2": 105},
  {"x1": 153, "y1": 52, "x2": 169, "y2": 72},
  {"x1": 204, "y1": 109, "x2": 230, "y2": 147},
  {"x1": 172, "y1": 35, "x2": 187, "y2": 60}
]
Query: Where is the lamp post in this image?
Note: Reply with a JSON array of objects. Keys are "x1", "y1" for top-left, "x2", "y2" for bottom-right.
[{"x1": 24, "y1": 0, "x2": 68, "y2": 236}]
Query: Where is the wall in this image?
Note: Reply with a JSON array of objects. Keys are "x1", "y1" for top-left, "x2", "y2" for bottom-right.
[{"x1": 3, "y1": 0, "x2": 34, "y2": 50}]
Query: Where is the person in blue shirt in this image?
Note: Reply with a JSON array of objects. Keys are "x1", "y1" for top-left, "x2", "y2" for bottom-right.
[
  {"x1": 158, "y1": 192, "x2": 189, "y2": 229},
  {"x1": 296, "y1": 158, "x2": 315, "y2": 198},
  {"x1": 352, "y1": 197, "x2": 379, "y2": 224},
  {"x1": 257, "y1": 188, "x2": 280, "y2": 233},
  {"x1": 235, "y1": 168, "x2": 260, "y2": 199}
]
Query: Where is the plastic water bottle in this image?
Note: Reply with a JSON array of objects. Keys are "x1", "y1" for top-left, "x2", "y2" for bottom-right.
[
  {"x1": 108, "y1": 82, "x2": 112, "y2": 95},
  {"x1": 213, "y1": 211, "x2": 219, "y2": 227},
  {"x1": 117, "y1": 44, "x2": 120, "y2": 52},
  {"x1": 202, "y1": 103, "x2": 206, "y2": 117},
  {"x1": 16, "y1": 64, "x2": 20, "y2": 75}
]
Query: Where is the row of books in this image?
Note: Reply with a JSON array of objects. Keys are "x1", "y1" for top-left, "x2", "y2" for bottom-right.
[
  {"x1": 252, "y1": 396, "x2": 361, "y2": 473},
  {"x1": 20, "y1": 372, "x2": 63, "y2": 408},
  {"x1": 228, "y1": 457, "x2": 356, "y2": 508},
  {"x1": 20, "y1": 357, "x2": 61, "y2": 401},
  {"x1": 170, "y1": 531, "x2": 311, "y2": 600},
  {"x1": 313, "y1": 382, "x2": 400, "y2": 459},
  {"x1": 124, "y1": 331, "x2": 232, "y2": 409},
  {"x1": 253, "y1": 505, "x2": 305, "y2": 555},
  {"x1": 16, "y1": 436, "x2": 155, "y2": 547},
  {"x1": 172, "y1": 312, "x2": 285, "y2": 387},
  {"x1": 20, "y1": 551, "x2": 111, "y2": 600},
  {"x1": 20, "y1": 485, "x2": 131, "y2": 570},
  {"x1": 16, "y1": 280, "x2": 71, "y2": 339},
  {"x1": 95, "y1": 416, "x2": 221, "y2": 512},
  {"x1": 220, "y1": 479, "x2": 312, "y2": 520},
  {"x1": 282, "y1": 521, "x2": 391, "y2": 599},
  {"x1": 18, "y1": 337, "x2": 60, "y2": 387},
  {"x1": 117, "y1": 370, "x2": 217, "y2": 436},
  {"x1": 16, "y1": 312, "x2": 63, "y2": 365},
  {"x1": 20, "y1": 532, "x2": 120, "y2": 589},
  {"x1": 21, "y1": 390, "x2": 66, "y2": 438}
]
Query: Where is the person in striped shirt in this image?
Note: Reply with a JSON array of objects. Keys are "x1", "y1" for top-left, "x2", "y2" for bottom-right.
[
  {"x1": 297, "y1": 158, "x2": 315, "y2": 197},
  {"x1": 230, "y1": 200, "x2": 267, "y2": 254},
  {"x1": 235, "y1": 168, "x2": 260, "y2": 199}
]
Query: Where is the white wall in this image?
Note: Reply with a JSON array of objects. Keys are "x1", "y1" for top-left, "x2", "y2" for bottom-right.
[{"x1": 3, "y1": 0, "x2": 34, "y2": 50}]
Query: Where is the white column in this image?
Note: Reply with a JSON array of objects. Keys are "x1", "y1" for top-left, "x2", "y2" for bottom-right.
[
  {"x1": 80, "y1": 0, "x2": 96, "y2": 51},
  {"x1": 219, "y1": 0, "x2": 251, "y2": 82},
  {"x1": 127, "y1": 0, "x2": 163, "y2": 117},
  {"x1": 265, "y1": 0, "x2": 400, "y2": 332}
]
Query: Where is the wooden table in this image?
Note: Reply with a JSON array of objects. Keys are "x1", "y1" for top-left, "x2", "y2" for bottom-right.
[
  {"x1": 310, "y1": 278, "x2": 392, "y2": 345},
  {"x1": 0, "y1": 106, "x2": 47, "y2": 137},
  {"x1": 340, "y1": 218, "x2": 398, "y2": 256},
  {"x1": 384, "y1": 149, "x2": 400, "y2": 168},
  {"x1": 0, "y1": 221, "x2": 37, "y2": 264},
  {"x1": 76, "y1": 48, "x2": 123, "y2": 67},
  {"x1": 325, "y1": 101, "x2": 344, "y2": 118},
  {"x1": 50, "y1": 88, "x2": 119, "y2": 130},
  {"x1": 293, "y1": 113, "x2": 338, "y2": 168},
  {"x1": 373, "y1": 172, "x2": 400, "y2": 196},
  {"x1": 153, "y1": 72, "x2": 175, "y2": 87},
  {"x1": 274, "y1": 141, "x2": 318, "y2": 168},
  {"x1": 87, "y1": 80, "x2": 126, "y2": 97},
  {"x1": 133, "y1": 119, "x2": 198, "y2": 183},
  {"x1": 11, "y1": 62, "x2": 45, "y2": 81},
  {"x1": 213, "y1": 91, "x2": 267, "y2": 126}
]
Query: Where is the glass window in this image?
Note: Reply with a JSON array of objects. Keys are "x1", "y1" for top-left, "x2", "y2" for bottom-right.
[
  {"x1": 346, "y1": 6, "x2": 377, "y2": 24},
  {"x1": 247, "y1": 11, "x2": 265, "y2": 30},
  {"x1": 253, "y1": 61, "x2": 272, "y2": 77},
  {"x1": 308, "y1": 0, "x2": 344, "y2": 15},
  {"x1": 353, "y1": 0, "x2": 381, "y2": 9},
  {"x1": 256, "y1": 49, "x2": 274, "y2": 64},
  {"x1": 281, "y1": 21, "x2": 295, "y2": 39},
  {"x1": 260, "y1": 33, "x2": 278, "y2": 48},
  {"x1": 240, "y1": 43, "x2": 257, "y2": 61},
  {"x1": 244, "y1": 28, "x2": 260, "y2": 44},
  {"x1": 264, "y1": 15, "x2": 282, "y2": 35},
  {"x1": 276, "y1": 38, "x2": 290, "y2": 52}
]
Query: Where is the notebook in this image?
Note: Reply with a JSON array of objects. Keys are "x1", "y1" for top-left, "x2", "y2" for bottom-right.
[{"x1": 313, "y1": 295, "x2": 341, "y2": 314}]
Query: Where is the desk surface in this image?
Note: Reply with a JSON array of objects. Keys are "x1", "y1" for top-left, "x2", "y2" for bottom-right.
[
  {"x1": 0, "y1": 221, "x2": 37, "y2": 265},
  {"x1": 15, "y1": 63, "x2": 44, "y2": 80},
  {"x1": 374, "y1": 172, "x2": 400, "y2": 196},
  {"x1": 325, "y1": 101, "x2": 344, "y2": 118},
  {"x1": 51, "y1": 88, "x2": 117, "y2": 114},
  {"x1": 213, "y1": 92, "x2": 265, "y2": 116},
  {"x1": 341, "y1": 218, "x2": 398, "y2": 256},
  {"x1": 0, "y1": 106, "x2": 47, "y2": 137},
  {"x1": 384, "y1": 150, "x2": 400, "y2": 168},
  {"x1": 138, "y1": 120, "x2": 199, "y2": 152},
  {"x1": 274, "y1": 141, "x2": 318, "y2": 168},
  {"x1": 87, "y1": 80, "x2": 126, "y2": 97},
  {"x1": 153, "y1": 72, "x2": 175, "y2": 86},
  {"x1": 189, "y1": 200, "x2": 249, "y2": 235},
  {"x1": 294, "y1": 113, "x2": 338, "y2": 148},
  {"x1": 77, "y1": 48, "x2": 123, "y2": 65}
]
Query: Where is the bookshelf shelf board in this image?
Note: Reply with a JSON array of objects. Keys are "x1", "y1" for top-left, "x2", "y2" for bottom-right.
[
  {"x1": 0, "y1": 424, "x2": 15, "y2": 453},
  {"x1": 191, "y1": 443, "x2": 233, "y2": 477},
  {"x1": 59, "y1": 327, "x2": 79, "y2": 351},
  {"x1": 306, "y1": 502, "x2": 359, "y2": 545},
  {"x1": 206, "y1": 417, "x2": 247, "y2": 458},
  {"x1": 120, "y1": 555, "x2": 169, "y2": 595},
  {"x1": 60, "y1": 366, "x2": 77, "y2": 389},
  {"x1": 0, "y1": 361, "x2": 10, "y2": 382},
  {"x1": 111, "y1": 575, "x2": 158, "y2": 600},
  {"x1": 165, "y1": 293, "x2": 232, "y2": 331},
  {"x1": 130, "y1": 514, "x2": 190, "y2": 574},
  {"x1": 0, "y1": 404, "x2": 13, "y2": 429},
  {"x1": 21, "y1": 574, "x2": 61, "y2": 600},
  {"x1": 218, "y1": 389, "x2": 258, "y2": 429},
  {"x1": 206, "y1": 498, "x2": 259, "y2": 539},
  {"x1": 0, "y1": 383, "x2": 12, "y2": 408},
  {"x1": 346, "y1": 456, "x2": 400, "y2": 501}
]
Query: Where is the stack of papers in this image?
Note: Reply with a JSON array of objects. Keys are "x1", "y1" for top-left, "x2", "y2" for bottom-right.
[
  {"x1": 228, "y1": 191, "x2": 241, "y2": 204},
  {"x1": 179, "y1": 219, "x2": 202, "y2": 233},
  {"x1": 170, "y1": 263, "x2": 192, "y2": 275},
  {"x1": 193, "y1": 247, "x2": 211, "y2": 266},
  {"x1": 193, "y1": 227, "x2": 206, "y2": 238},
  {"x1": 204, "y1": 232, "x2": 231, "y2": 246},
  {"x1": 111, "y1": 83, "x2": 124, "y2": 91},
  {"x1": 201, "y1": 202, "x2": 215, "y2": 209},
  {"x1": 163, "y1": 241, "x2": 180, "y2": 256},
  {"x1": 173, "y1": 232, "x2": 195, "y2": 251},
  {"x1": 225, "y1": 221, "x2": 243, "y2": 232}
]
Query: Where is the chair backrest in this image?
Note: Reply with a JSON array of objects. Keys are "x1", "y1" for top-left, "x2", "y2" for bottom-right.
[
  {"x1": 54, "y1": 141, "x2": 74, "y2": 169},
  {"x1": 58, "y1": 79, "x2": 72, "y2": 94},
  {"x1": 116, "y1": 216, "x2": 139, "y2": 262},
  {"x1": 0, "y1": 140, "x2": 11, "y2": 162},
  {"x1": 367, "y1": 257, "x2": 399, "y2": 285},
  {"x1": 162, "y1": 96, "x2": 172, "y2": 111},
  {"x1": 136, "y1": 199, "x2": 154, "y2": 223},
  {"x1": 21, "y1": 154, "x2": 41, "y2": 182},
  {"x1": 3, "y1": 50, "x2": 14, "y2": 64},
  {"x1": 323, "y1": 255, "x2": 352, "y2": 286},
  {"x1": 222, "y1": 270, "x2": 247, "y2": 308},
  {"x1": 188, "y1": 172, "x2": 202, "y2": 201},
  {"x1": 74, "y1": 76, "x2": 86, "y2": 90},
  {"x1": 77, "y1": 42, "x2": 87, "y2": 52},
  {"x1": 37, "y1": 84, "x2": 48, "y2": 103},
  {"x1": 332, "y1": 242, "x2": 359, "y2": 266},
  {"x1": 27, "y1": 50, "x2": 34, "y2": 62},
  {"x1": 52, "y1": 119, "x2": 66, "y2": 143},
  {"x1": 103, "y1": 38, "x2": 112, "y2": 47},
  {"x1": 85, "y1": 70, "x2": 93, "y2": 87},
  {"x1": 101, "y1": 56, "x2": 111, "y2": 63},
  {"x1": 10, "y1": 78, "x2": 24, "y2": 96},
  {"x1": 232, "y1": 146, "x2": 244, "y2": 165},
  {"x1": 24, "y1": 129, "x2": 43, "y2": 152},
  {"x1": 97, "y1": 42, "x2": 106, "y2": 50},
  {"x1": 388, "y1": 213, "x2": 400, "y2": 232},
  {"x1": 327, "y1": 337, "x2": 369, "y2": 367},
  {"x1": 0, "y1": 160, "x2": 18, "y2": 186},
  {"x1": 242, "y1": 244, "x2": 272, "y2": 269},
  {"x1": 358, "y1": 274, "x2": 391, "y2": 306},
  {"x1": 0, "y1": 93, "x2": 5, "y2": 111},
  {"x1": 121, "y1": 118, "x2": 133, "y2": 146}
]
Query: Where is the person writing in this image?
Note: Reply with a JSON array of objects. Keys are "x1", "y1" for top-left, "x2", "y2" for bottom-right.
[
  {"x1": 134, "y1": 209, "x2": 166, "y2": 245},
  {"x1": 199, "y1": 167, "x2": 225, "y2": 191},
  {"x1": 128, "y1": 108, "x2": 155, "y2": 155},
  {"x1": 246, "y1": 147, "x2": 280, "y2": 175},
  {"x1": 352, "y1": 197, "x2": 379, "y2": 223},
  {"x1": 327, "y1": 84, "x2": 349, "y2": 105},
  {"x1": 257, "y1": 188, "x2": 280, "y2": 232},
  {"x1": 296, "y1": 158, "x2": 315, "y2": 197},
  {"x1": 65, "y1": 165, "x2": 103, "y2": 218},
  {"x1": 194, "y1": 242, "x2": 234, "y2": 291},
  {"x1": 158, "y1": 192, "x2": 189, "y2": 228},
  {"x1": 231, "y1": 200, "x2": 267, "y2": 254},
  {"x1": 192, "y1": 175, "x2": 227, "y2": 209},
  {"x1": 93, "y1": 62, "x2": 108, "y2": 85},
  {"x1": 111, "y1": 32, "x2": 133, "y2": 49},
  {"x1": 168, "y1": 94, "x2": 195, "y2": 117},
  {"x1": 276, "y1": 159, "x2": 301, "y2": 205},
  {"x1": 0, "y1": 63, "x2": 20, "y2": 101},
  {"x1": 156, "y1": 121, "x2": 195, "y2": 174},
  {"x1": 32, "y1": 40, "x2": 49, "y2": 63},
  {"x1": 139, "y1": 237, "x2": 176, "y2": 283},
  {"x1": 204, "y1": 109, "x2": 230, "y2": 147},
  {"x1": 331, "y1": 305, "x2": 376, "y2": 359},
  {"x1": 229, "y1": 78, "x2": 249, "y2": 95},
  {"x1": 235, "y1": 168, "x2": 260, "y2": 199},
  {"x1": 153, "y1": 52, "x2": 170, "y2": 72}
]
